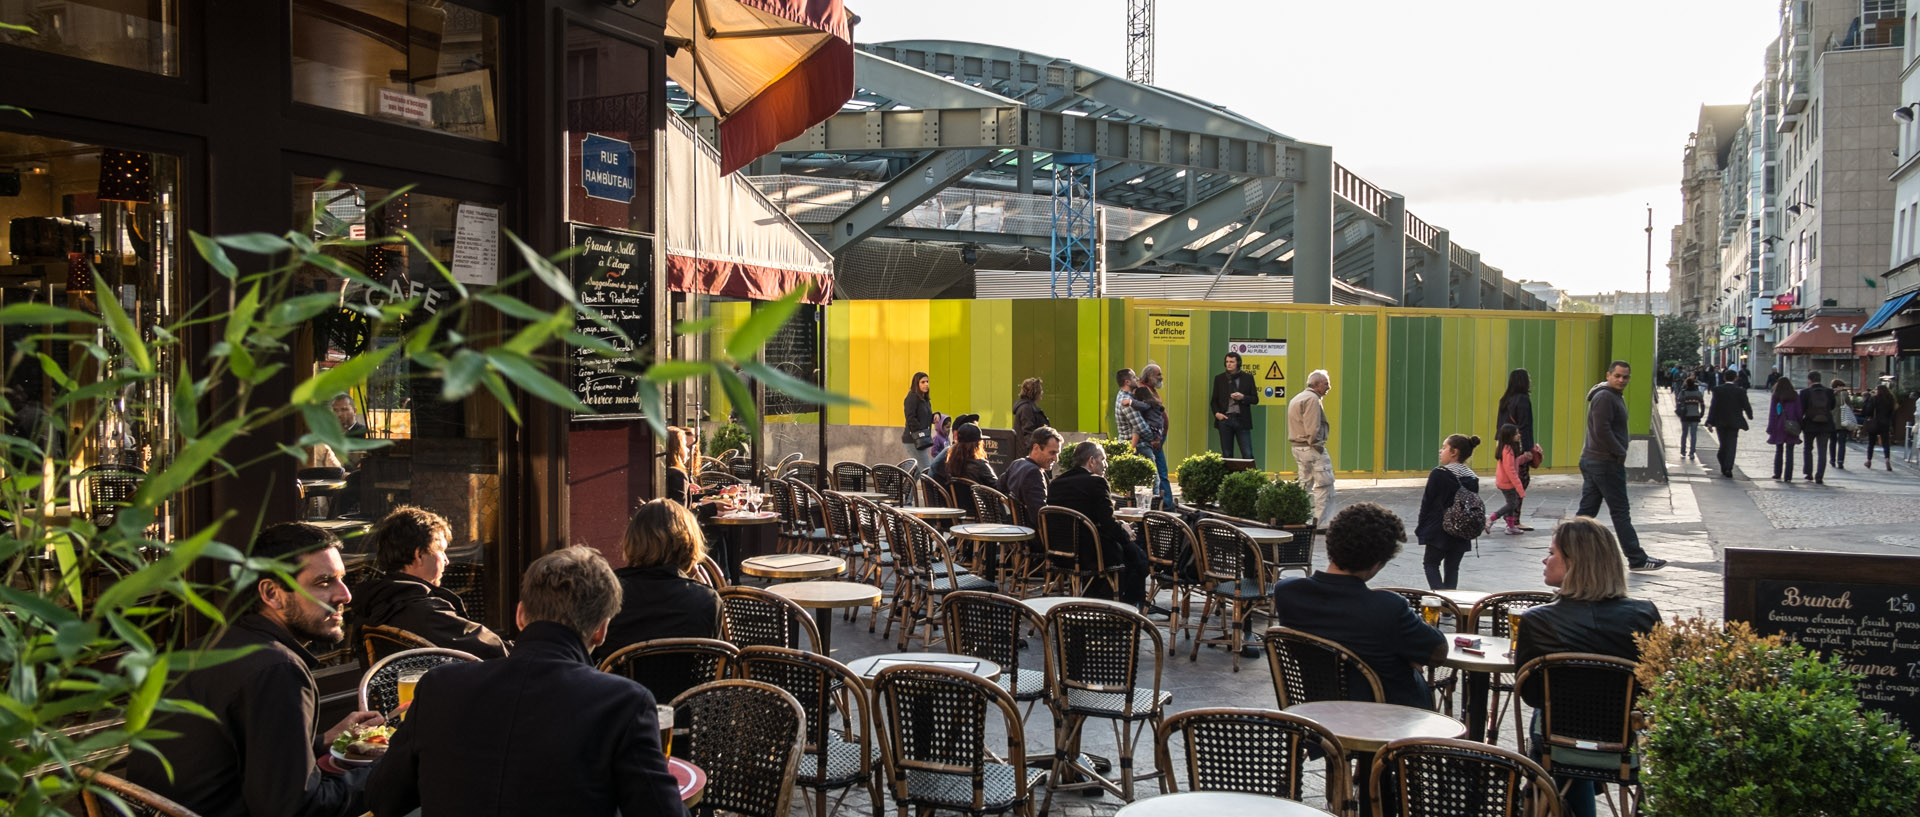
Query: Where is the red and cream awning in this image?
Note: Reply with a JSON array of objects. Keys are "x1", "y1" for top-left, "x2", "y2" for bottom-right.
[
  {"x1": 666, "y1": 0, "x2": 855, "y2": 175},
  {"x1": 1854, "y1": 335, "x2": 1900, "y2": 357},
  {"x1": 1773, "y1": 315, "x2": 1863, "y2": 356},
  {"x1": 665, "y1": 115, "x2": 833, "y2": 304}
]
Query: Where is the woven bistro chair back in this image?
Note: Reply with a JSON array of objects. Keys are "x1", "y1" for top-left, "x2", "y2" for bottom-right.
[
  {"x1": 870, "y1": 462, "x2": 913, "y2": 505},
  {"x1": 1368, "y1": 737, "x2": 1567, "y2": 817},
  {"x1": 1188, "y1": 521, "x2": 1270, "y2": 670},
  {"x1": 871, "y1": 665, "x2": 1042, "y2": 817},
  {"x1": 1377, "y1": 587, "x2": 1464, "y2": 623},
  {"x1": 357, "y1": 647, "x2": 482, "y2": 715},
  {"x1": 361, "y1": 624, "x2": 436, "y2": 666},
  {"x1": 1040, "y1": 602, "x2": 1170, "y2": 808},
  {"x1": 734, "y1": 646, "x2": 882, "y2": 816},
  {"x1": 672, "y1": 679, "x2": 808, "y2": 817},
  {"x1": 1154, "y1": 707, "x2": 1351, "y2": 808},
  {"x1": 831, "y1": 461, "x2": 872, "y2": 492},
  {"x1": 692, "y1": 554, "x2": 730, "y2": 589},
  {"x1": 1468, "y1": 591, "x2": 1555, "y2": 637},
  {"x1": 847, "y1": 495, "x2": 895, "y2": 586},
  {"x1": 696, "y1": 471, "x2": 742, "y2": 488},
  {"x1": 787, "y1": 478, "x2": 844, "y2": 554},
  {"x1": 785, "y1": 460, "x2": 822, "y2": 489},
  {"x1": 699, "y1": 455, "x2": 731, "y2": 474},
  {"x1": 819, "y1": 490, "x2": 861, "y2": 553},
  {"x1": 597, "y1": 637, "x2": 739, "y2": 708},
  {"x1": 942, "y1": 590, "x2": 1047, "y2": 711},
  {"x1": 1515, "y1": 652, "x2": 1644, "y2": 812},
  {"x1": 1141, "y1": 511, "x2": 1200, "y2": 642},
  {"x1": 969, "y1": 483, "x2": 1015, "y2": 525},
  {"x1": 729, "y1": 455, "x2": 758, "y2": 483},
  {"x1": 720, "y1": 585, "x2": 822, "y2": 652},
  {"x1": 79, "y1": 771, "x2": 202, "y2": 817},
  {"x1": 1036, "y1": 506, "x2": 1121, "y2": 597},
  {"x1": 914, "y1": 472, "x2": 950, "y2": 508},
  {"x1": 1267, "y1": 626, "x2": 1386, "y2": 708}
]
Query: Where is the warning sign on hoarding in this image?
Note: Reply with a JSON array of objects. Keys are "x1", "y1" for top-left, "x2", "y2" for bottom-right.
[
  {"x1": 1149, "y1": 314, "x2": 1190, "y2": 346},
  {"x1": 1228, "y1": 338, "x2": 1289, "y2": 401}
]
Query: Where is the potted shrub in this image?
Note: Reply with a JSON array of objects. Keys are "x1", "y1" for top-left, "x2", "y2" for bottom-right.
[
  {"x1": 1634, "y1": 616, "x2": 1920, "y2": 817},
  {"x1": 1216, "y1": 469, "x2": 1268, "y2": 519},
  {"x1": 705, "y1": 422, "x2": 750, "y2": 459},
  {"x1": 1258, "y1": 478, "x2": 1317, "y2": 550},
  {"x1": 1106, "y1": 451, "x2": 1158, "y2": 500},
  {"x1": 1093, "y1": 436, "x2": 1134, "y2": 462},
  {"x1": 1175, "y1": 450, "x2": 1227, "y2": 506}
]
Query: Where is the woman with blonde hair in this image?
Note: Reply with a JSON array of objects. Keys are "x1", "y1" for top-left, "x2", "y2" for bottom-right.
[
  {"x1": 662, "y1": 426, "x2": 701, "y2": 507},
  {"x1": 1514, "y1": 516, "x2": 1661, "y2": 817},
  {"x1": 595, "y1": 499, "x2": 723, "y2": 664}
]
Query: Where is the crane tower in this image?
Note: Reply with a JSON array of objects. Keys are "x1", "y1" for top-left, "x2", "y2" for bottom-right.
[{"x1": 1126, "y1": 0, "x2": 1154, "y2": 85}]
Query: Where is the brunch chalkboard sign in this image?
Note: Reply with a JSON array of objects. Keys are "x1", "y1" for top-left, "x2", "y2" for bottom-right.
[
  {"x1": 1726, "y1": 548, "x2": 1920, "y2": 739},
  {"x1": 569, "y1": 225, "x2": 651, "y2": 417}
]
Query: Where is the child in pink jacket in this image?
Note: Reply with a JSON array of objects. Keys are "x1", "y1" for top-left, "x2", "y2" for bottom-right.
[{"x1": 1489, "y1": 423, "x2": 1532, "y2": 534}]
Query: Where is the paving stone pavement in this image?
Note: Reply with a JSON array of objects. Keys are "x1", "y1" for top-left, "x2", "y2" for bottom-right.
[{"x1": 800, "y1": 386, "x2": 1920, "y2": 816}]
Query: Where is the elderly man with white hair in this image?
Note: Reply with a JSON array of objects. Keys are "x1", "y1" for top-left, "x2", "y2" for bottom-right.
[{"x1": 1287, "y1": 369, "x2": 1335, "y2": 530}]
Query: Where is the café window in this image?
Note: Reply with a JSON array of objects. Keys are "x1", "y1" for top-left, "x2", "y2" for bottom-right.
[
  {"x1": 0, "y1": 132, "x2": 182, "y2": 567},
  {"x1": 1, "y1": 1, "x2": 180, "y2": 76},
  {"x1": 292, "y1": 176, "x2": 505, "y2": 636},
  {"x1": 290, "y1": 0, "x2": 502, "y2": 142}
]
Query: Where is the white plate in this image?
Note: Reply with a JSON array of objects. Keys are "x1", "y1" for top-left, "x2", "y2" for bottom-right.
[{"x1": 329, "y1": 746, "x2": 381, "y2": 767}]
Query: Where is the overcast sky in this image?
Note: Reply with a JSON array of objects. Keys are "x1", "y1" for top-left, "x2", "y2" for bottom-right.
[{"x1": 856, "y1": 0, "x2": 1784, "y2": 296}]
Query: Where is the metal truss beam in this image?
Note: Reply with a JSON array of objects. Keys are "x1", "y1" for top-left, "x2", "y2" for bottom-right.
[
  {"x1": 851, "y1": 50, "x2": 1021, "y2": 109},
  {"x1": 1108, "y1": 178, "x2": 1288, "y2": 270},
  {"x1": 819, "y1": 148, "x2": 997, "y2": 252}
]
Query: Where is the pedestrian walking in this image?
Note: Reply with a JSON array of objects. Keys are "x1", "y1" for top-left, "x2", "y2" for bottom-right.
[
  {"x1": 1736, "y1": 367, "x2": 1751, "y2": 391},
  {"x1": 1287, "y1": 369, "x2": 1336, "y2": 530},
  {"x1": 1211, "y1": 351, "x2": 1259, "y2": 463},
  {"x1": 1577, "y1": 361, "x2": 1665, "y2": 571},
  {"x1": 1488, "y1": 423, "x2": 1533, "y2": 535},
  {"x1": 901, "y1": 372, "x2": 935, "y2": 472},
  {"x1": 1766, "y1": 368, "x2": 1781, "y2": 390},
  {"x1": 1012, "y1": 377, "x2": 1049, "y2": 455},
  {"x1": 1497, "y1": 368, "x2": 1536, "y2": 531},
  {"x1": 1675, "y1": 375, "x2": 1706, "y2": 459},
  {"x1": 1705, "y1": 368, "x2": 1752, "y2": 478},
  {"x1": 1829, "y1": 378, "x2": 1855, "y2": 469},
  {"x1": 1416, "y1": 433, "x2": 1482, "y2": 590},
  {"x1": 1132, "y1": 364, "x2": 1175, "y2": 509},
  {"x1": 1865, "y1": 383, "x2": 1897, "y2": 470},
  {"x1": 1767, "y1": 377, "x2": 1803, "y2": 482},
  {"x1": 1798, "y1": 372, "x2": 1836, "y2": 484}
]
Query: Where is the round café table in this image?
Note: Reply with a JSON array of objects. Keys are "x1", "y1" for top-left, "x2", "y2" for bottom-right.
[
  {"x1": 713, "y1": 511, "x2": 781, "y2": 583},
  {"x1": 766, "y1": 580, "x2": 880, "y2": 656},
  {"x1": 1283, "y1": 701, "x2": 1465, "y2": 817},
  {"x1": 1022, "y1": 596, "x2": 1134, "y2": 617},
  {"x1": 668, "y1": 757, "x2": 705, "y2": 805},
  {"x1": 846, "y1": 652, "x2": 1002, "y2": 684},
  {"x1": 896, "y1": 505, "x2": 966, "y2": 520},
  {"x1": 1113, "y1": 506, "x2": 1148, "y2": 522},
  {"x1": 740, "y1": 553, "x2": 847, "y2": 580},
  {"x1": 1434, "y1": 589, "x2": 1491, "y2": 610},
  {"x1": 949, "y1": 523, "x2": 1036, "y2": 589},
  {"x1": 1437, "y1": 634, "x2": 1515, "y2": 743},
  {"x1": 842, "y1": 490, "x2": 891, "y2": 503},
  {"x1": 1117, "y1": 791, "x2": 1333, "y2": 817}
]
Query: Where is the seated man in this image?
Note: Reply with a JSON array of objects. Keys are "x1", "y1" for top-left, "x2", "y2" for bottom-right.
[
  {"x1": 1047, "y1": 440, "x2": 1157, "y2": 617},
  {"x1": 1271, "y1": 502, "x2": 1447, "y2": 709},
  {"x1": 1000, "y1": 426, "x2": 1061, "y2": 523},
  {"x1": 347, "y1": 505, "x2": 508, "y2": 659},
  {"x1": 128, "y1": 523, "x2": 384, "y2": 817},
  {"x1": 366, "y1": 546, "x2": 686, "y2": 817}
]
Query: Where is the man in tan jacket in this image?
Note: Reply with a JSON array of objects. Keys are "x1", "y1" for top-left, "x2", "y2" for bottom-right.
[{"x1": 1287, "y1": 369, "x2": 1334, "y2": 529}]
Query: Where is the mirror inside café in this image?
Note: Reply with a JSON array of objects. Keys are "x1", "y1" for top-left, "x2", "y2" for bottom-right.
[
  {"x1": 0, "y1": 133, "x2": 182, "y2": 593},
  {"x1": 292, "y1": 177, "x2": 504, "y2": 652}
]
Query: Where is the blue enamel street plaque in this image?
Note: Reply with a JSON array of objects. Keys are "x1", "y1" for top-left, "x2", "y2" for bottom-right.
[{"x1": 580, "y1": 133, "x2": 635, "y2": 203}]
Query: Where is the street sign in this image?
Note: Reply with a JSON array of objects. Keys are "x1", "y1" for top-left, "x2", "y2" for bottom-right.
[
  {"x1": 579, "y1": 133, "x2": 636, "y2": 203},
  {"x1": 1719, "y1": 325, "x2": 1739, "y2": 336}
]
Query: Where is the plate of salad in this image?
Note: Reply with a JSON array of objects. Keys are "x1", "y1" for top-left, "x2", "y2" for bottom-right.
[{"x1": 329, "y1": 723, "x2": 396, "y2": 767}]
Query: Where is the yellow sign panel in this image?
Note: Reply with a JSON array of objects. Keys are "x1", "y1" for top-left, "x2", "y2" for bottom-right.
[
  {"x1": 1227, "y1": 338, "x2": 1289, "y2": 401},
  {"x1": 1149, "y1": 313, "x2": 1190, "y2": 346}
]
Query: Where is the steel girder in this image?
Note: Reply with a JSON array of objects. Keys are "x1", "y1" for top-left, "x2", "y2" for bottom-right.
[{"x1": 819, "y1": 148, "x2": 998, "y2": 252}]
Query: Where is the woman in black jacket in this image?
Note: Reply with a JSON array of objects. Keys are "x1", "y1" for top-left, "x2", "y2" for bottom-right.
[
  {"x1": 1865, "y1": 383, "x2": 1898, "y2": 470},
  {"x1": 597, "y1": 499, "x2": 724, "y2": 670},
  {"x1": 1497, "y1": 369, "x2": 1535, "y2": 531},
  {"x1": 902, "y1": 372, "x2": 934, "y2": 472},
  {"x1": 1415, "y1": 433, "x2": 1481, "y2": 590}
]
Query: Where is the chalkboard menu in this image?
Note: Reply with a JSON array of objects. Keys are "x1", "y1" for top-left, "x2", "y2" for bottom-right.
[
  {"x1": 569, "y1": 225, "x2": 651, "y2": 418},
  {"x1": 762, "y1": 304, "x2": 820, "y2": 417},
  {"x1": 1726, "y1": 548, "x2": 1920, "y2": 739}
]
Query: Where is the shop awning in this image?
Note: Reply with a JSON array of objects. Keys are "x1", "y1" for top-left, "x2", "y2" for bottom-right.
[
  {"x1": 1862, "y1": 290, "x2": 1920, "y2": 332},
  {"x1": 666, "y1": 0, "x2": 855, "y2": 175},
  {"x1": 1773, "y1": 315, "x2": 1863, "y2": 356},
  {"x1": 1854, "y1": 335, "x2": 1900, "y2": 356},
  {"x1": 664, "y1": 115, "x2": 834, "y2": 304}
]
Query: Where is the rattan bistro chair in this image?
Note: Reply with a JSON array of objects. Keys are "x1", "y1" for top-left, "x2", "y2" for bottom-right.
[
  {"x1": 894, "y1": 511, "x2": 996, "y2": 650},
  {"x1": 1377, "y1": 586, "x2": 1463, "y2": 713},
  {"x1": 870, "y1": 462, "x2": 913, "y2": 505},
  {"x1": 1036, "y1": 506, "x2": 1123, "y2": 598},
  {"x1": 360, "y1": 624, "x2": 436, "y2": 666},
  {"x1": 78, "y1": 771, "x2": 202, "y2": 817},
  {"x1": 735, "y1": 646, "x2": 883, "y2": 817},
  {"x1": 1189, "y1": 521, "x2": 1270, "y2": 671},
  {"x1": 788, "y1": 479, "x2": 846, "y2": 555},
  {"x1": 672, "y1": 680, "x2": 808, "y2": 817},
  {"x1": 913, "y1": 472, "x2": 950, "y2": 508},
  {"x1": 1041, "y1": 602, "x2": 1171, "y2": 810},
  {"x1": 1368, "y1": 737, "x2": 1566, "y2": 817},
  {"x1": 941, "y1": 590, "x2": 1048, "y2": 727},
  {"x1": 831, "y1": 461, "x2": 872, "y2": 492},
  {"x1": 785, "y1": 460, "x2": 822, "y2": 490},
  {"x1": 597, "y1": 637, "x2": 739, "y2": 710},
  {"x1": 1141, "y1": 510, "x2": 1202, "y2": 649},
  {"x1": 357, "y1": 647, "x2": 482, "y2": 716},
  {"x1": 1154, "y1": 707, "x2": 1352, "y2": 815},
  {"x1": 872, "y1": 665, "x2": 1046, "y2": 817},
  {"x1": 1514, "y1": 653, "x2": 1645, "y2": 817},
  {"x1": 1469, "y1": 590, "x2": 1554, "y2": 741},
  {"x1": 1267, "y1": 627, "x2": 1386, "y2": 708},
  {"x1": 720, "y1": 585, "x2": 823, "y2": 652}
]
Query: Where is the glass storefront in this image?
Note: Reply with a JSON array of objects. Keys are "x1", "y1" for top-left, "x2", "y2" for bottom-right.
[
  {"x1": 291, "y1": 0, "x2": 503, "y2": 142},
  {"x1": 1, "y1": 0, "x2": 179, "y2": 75}
]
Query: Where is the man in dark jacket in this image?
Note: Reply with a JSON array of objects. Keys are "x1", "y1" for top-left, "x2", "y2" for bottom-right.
[
  {"x1": 1576, "y1": 361, "x2": 1664, "y2": 571},
  {"x1": 347, "y1": 506, "x2": 508, "y2": 659},
  {"x1": 366, "y1": 546, "x2": 686, "y2": 817},
  {"x1": 1799, "y1": 371, "x2": 1836, "y2": 484},
  {"x1": 1211, "y1": 352, "x2": 1260, "y2": 464},
  {"x1": 1272, "y1": 502, "x2": 1447, "y2": 709},
  {"x1": 128, "y1": 523, "x2": 384, "y2": 817},
  {"x1": 1046, "y1": 441, "x2": 1154, "y2": 615},
  {"x1": 1001, "y1": 426, "x2": 1060, "y2": 523},
  {"x1": 1705, "y1": 368, "x2": 1753, "y2": 478}
]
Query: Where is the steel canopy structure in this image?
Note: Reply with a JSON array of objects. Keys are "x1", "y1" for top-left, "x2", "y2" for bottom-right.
[{"x1": 687, "y1": 39, "x2": 1545, "y2": 310}]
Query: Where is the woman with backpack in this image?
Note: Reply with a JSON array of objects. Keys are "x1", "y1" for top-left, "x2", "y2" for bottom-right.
[
  {"x1": 1767, "y1": 377, "x2": 1804, "y2": 482},
  {"x1": 1675, "y1": 375, "x2": 1706, "y2": 459},
  {"x1": 1416, "y1": 433, "x2": 1483, "y2": 590}
]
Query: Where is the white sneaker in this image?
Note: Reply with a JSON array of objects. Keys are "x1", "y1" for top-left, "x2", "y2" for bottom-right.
[{"x1": 1504, "y1": 526, "x2": 1524, "y2": 535}]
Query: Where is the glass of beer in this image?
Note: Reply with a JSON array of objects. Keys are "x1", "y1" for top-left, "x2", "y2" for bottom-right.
[
  {"x1": 656, "y1": 705, "x2": 675, "y2": 757},
  {"x1": 1420, "y1": 598, "x2": 1442, "y2": 627},
  {"x1": 396, "y1": 670, "x2": 424, "y2": 710},
  {"x1": 1508, "y1": 612, "x2": 1524, "y2": 643}
]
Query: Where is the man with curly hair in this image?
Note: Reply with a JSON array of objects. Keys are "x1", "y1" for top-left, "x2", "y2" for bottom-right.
[{"x1": 1271, "y1": 502, "x2": 1447, "y2": 709}]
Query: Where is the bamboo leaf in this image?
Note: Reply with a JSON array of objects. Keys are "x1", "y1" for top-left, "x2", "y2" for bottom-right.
[
  {"x1": 479, "y1": 370, "x2": 522, "y2": 424},
  {"x1": 673, "y1": 317, "x2": 720, "y2": 335},
  {"x1": 190, "y1": 231, "x2": 239, "y2": 280},
  {"x1": 500, "y1": 307, "x2": 572, "y2": 357},
  {"x1": 506, "y1": 231, "x2": 577, "y2": 305},
  {"x1": 290, "y1": 343, "x2": 398, "y2": 405},
  {"x1": 724, "y1": 285, "x2": 807, "y2": 361},
  {"x1": 714, "y1": 365, "x2": 758, "y2": 435},
  {"x1": 440, "y1": 349, "x2": 488, "y2": 402},
  {"x1": 224, "y1": 284, "x2": 260, "y2": 348},
  {"x1": 130, "y1": 418, "x2": 245, "y2": 508},
  {"x1": 124, "y1": 655, "x2": 168, "y2": 732},
  {"x1": 642, "y1": 360, "x2": 712, "y2": 383},
  {"x1": 0, "y1": 304, "x2": 100, "y2": 326},
  {"x1": 636, "y1": 379, "x2": 668, "y2": 438},
  {"x1": 213, "y1": 233, "x2": 293, "y2": 256},
  {"x1": 739, "y1": 359, "x2": 860, "y2": 407},
  {"x1": 475, "y1": 293, "x2": 556, "y2": 323},
  {"x1": 94, "y1": 270, "x2": 153, "y2": 374},
  {"x1": 484, "y1": 349, "x2": 586, "y2": 413}
]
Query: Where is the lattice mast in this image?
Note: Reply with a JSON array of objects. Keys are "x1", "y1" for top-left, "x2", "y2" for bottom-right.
[{"x1": 1125, "y1": 0, "x2": 1155, "y2": 85}]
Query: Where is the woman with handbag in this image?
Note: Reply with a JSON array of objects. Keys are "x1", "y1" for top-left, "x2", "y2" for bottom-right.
[
  {"x1": 1675, "y1": 375, "x2": 1706, "y2": 459},
  {"x1": 902, "y1": 372, "x2": 934, "y2": 472},
  {"x1": 1830, "y1": 379, "x2": 1856, "y2": 469},
  {"x1": 1767, "y1": 377, "x2": 1804, "y2": 482}
]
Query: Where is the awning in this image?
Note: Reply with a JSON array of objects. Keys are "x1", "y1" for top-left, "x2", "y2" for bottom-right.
[
  {"x1": 1861, "y1": 290, "x2": 1920, "y2": 332},
  {"x1": 665, "y1": 115, "x2": 834, "y2": 304},
  {"x1": 1854, "y1": 335, "x2": 1900, "y2": 356},
  {"x1": 667, "y1": 0, "x2": 855, "y2": 175},
  {"x1": 1773, "y1": 315, "x2": 1863, "y2": 356}
]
